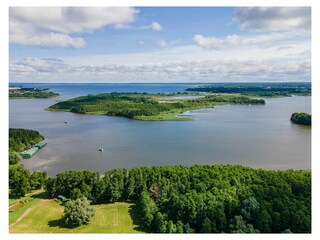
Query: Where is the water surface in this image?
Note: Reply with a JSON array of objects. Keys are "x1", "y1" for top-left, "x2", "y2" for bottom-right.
[{"x1": 9, "y1": 83, "x2": 311, "y2": 176}]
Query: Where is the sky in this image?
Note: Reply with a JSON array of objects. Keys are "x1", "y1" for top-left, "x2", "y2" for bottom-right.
[{"x1": 9, "y1": 7, "x2": 311, "y2": 83}]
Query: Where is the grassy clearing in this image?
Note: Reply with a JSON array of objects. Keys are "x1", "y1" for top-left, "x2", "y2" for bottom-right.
[
  {"x1": 9, "y1": 190, "x2": 45, "y2": 225},
  {"x1": 9, "y1": 200, "x2": 144, "y2": 233}
]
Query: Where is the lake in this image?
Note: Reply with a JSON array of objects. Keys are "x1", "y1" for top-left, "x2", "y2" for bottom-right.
[{"x1": 9, "y1": 83, "x2": 311, "y2": 176}]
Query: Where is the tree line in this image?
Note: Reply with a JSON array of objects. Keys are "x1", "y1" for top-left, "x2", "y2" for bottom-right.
[
  {"x1": 45, "y1": 165, "x2": 311, "y2": 233},
  {"x1": 9, "y1": 128, "x2": 47, "y2": 196},
  {"x1": 186, "y1": 83, "x2": 311, "y2": 97}
]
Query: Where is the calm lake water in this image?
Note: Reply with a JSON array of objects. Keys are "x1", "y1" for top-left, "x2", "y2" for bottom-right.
[{"x1": 9, "y1": 83, "x2": 311, "y2": 176}]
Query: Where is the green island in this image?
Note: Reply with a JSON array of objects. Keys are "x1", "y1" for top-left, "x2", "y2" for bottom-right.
[
  {"x1": 290, "y1": 112, "x2": 311, "y2": 126},
  {"x1": 9, "y1": 86, "x2": 60, "y2": 98},
  {"x1": 48, "y1": 92, "x2": 265, "y2": 121},
  {"x1": 186, "y1": 82, "x2": 311, "y2": 97}
]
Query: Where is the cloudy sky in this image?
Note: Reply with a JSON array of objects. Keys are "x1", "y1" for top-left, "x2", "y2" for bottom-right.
[{"x1": 9, "y1": 7, "x2": 311, "y2": 83}]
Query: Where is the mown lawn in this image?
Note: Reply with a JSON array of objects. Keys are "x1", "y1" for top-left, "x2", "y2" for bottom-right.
[
  {"x1": 9, "y1": 200, "x2": 144, "y2": 233},
  {"x1": 9, "y1": 189, "x2": 45, "y2": 225}
]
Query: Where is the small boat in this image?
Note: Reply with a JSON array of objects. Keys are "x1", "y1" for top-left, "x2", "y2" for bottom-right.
[
  {"x1": 64, "y1": 121, "x2": 68, "y2": 124},
  {"x1": 98, "y1": 145, "x2": 103, "y2": 151}
]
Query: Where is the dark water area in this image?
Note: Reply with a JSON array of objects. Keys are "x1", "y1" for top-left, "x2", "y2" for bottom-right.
[{"x1": 9, "y1": 83, "x2": 311, "y2": 176}]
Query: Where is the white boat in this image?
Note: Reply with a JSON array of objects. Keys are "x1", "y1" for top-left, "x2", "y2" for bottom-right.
[{"x1": 98, "y1": 145, "x2": 103, "y2": 151}]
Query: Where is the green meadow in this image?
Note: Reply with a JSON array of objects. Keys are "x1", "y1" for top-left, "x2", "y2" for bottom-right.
[{"x1": 9, "y1": 200, "x2": 144, "y2": 233}]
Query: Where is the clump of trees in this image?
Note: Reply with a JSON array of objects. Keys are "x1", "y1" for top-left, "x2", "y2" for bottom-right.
[
  {"x1": 9, "y1": 128, "x2": 44, "y2": 154},
  {"x1": 9, "y1": 164, "x2": 47, "y2": 197},
  {"x1": 9, "y1": 128, "x2": 47, "y2": 197},
  {"x1": 290, "y1": 112, "x2": 311, "y2": 126},
  {"x1": 46, "y1": 165, "x2": 311, "y2": 233},
  {"x1": 64, "y1": 197, "x2": 96, "y2": 227}
]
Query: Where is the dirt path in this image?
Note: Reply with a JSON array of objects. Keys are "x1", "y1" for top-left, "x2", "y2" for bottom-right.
[
  {"x1": 9, "y1": 202, "x2": 21, "y2": 210},
  {"x1": 9, "y1": 207, "x2": 32, "y2": 228}
]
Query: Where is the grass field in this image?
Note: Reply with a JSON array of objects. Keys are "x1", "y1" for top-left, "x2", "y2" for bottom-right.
[
  {"x1": 9, "y1": 200, "x2": 144, "y2": 233},
  {"x1": 9, "y1": 189, "x2": 45, "y2": 225}
]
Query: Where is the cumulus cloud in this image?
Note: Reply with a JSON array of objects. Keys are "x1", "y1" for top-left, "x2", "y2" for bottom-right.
[
  {"x1": 151, "y1": 22, "x2": 162, "y2": 31},
  {"x1": 10, "y1": 57, "x2": 310, "y2": 83},
  {"x1": 233, "y1": 7, "x2": 311, "y2": 31},
  {"x1": 193, "y1": 31, "x2": 310, "y2": 50},
  {"x1": 193, "y1": 34, "x2": 242, "y2": 49},
  {"x1": 140, "y1": 21, "x2": 163, "y2": 31},
  {"x1": 12, "y1": 33, "x2": 86, "y2": 48},
  {"x1": 9, "y1": 7, "x2": 138, "y2": 48}
]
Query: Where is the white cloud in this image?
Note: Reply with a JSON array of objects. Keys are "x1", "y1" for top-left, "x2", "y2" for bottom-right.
[
  {"x1": 193, "y1": 34, "x2": 242, "y2": 49},
  {"x1": 10, "y1": 57, "x2": 310, "y2": 83},
  {"x1": 233, "y1": 7, "x2": 311, "y2": 31},
  {"x1": 151, "y1": 22, "x2": 162, "y2": 31},
  {"x1": 140, "y1": 21, "x2": 163, "y2": 31},
  {"x1": 193, "y1": 32, "x2": 310, "y2": 50},
  {"x1": 11, "y1": 33, "x2": 86, "y2": 48},
  {"x1": 157, "y1": 39, "x2": 182, "y2": 48},
  {"x1": 9, "y1": 7, "x2": 138, "y2": 48}
]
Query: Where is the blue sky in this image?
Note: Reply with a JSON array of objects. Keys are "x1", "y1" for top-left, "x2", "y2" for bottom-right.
[{"x1": 9, "y1": 7, "x2": 311, "y2": 83}]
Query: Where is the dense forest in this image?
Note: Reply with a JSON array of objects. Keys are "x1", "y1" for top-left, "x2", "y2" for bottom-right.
[
  {"x1": 186, "y1": 83, "x2": 311, "y2": 97},
  {"x1": 9, "y1": 128, "x2": 44, "y2": 153},
  {"x1": 9, "y1": 128, "x2": 47, "y2": 196},
  {"x1": 290, "y1": 112, "x2": 311, "y2": 126},
  {"x1": 45, "y1": 165, "x2": 311, "y2": 233},
  {"x1": 48, "y1": 92, "x2": 265, "y2": 120}
]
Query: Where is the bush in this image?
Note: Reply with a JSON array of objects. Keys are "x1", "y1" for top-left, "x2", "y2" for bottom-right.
[{"x1": 64, "y1": 197, "x2": 96, "y2": 227}]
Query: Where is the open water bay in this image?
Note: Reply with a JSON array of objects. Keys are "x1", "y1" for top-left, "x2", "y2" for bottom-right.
[{"x1": 9, "y1": 83, "x2": 311, "y2": 176}]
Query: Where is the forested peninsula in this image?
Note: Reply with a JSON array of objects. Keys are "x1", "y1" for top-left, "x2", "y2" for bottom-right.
[
  {"x1": 9, "y1": 87, "x2": 60, "y2": 99},
  {"x1": 186, "y1": 83, "x2": 311, "y2": 97},
  {"x1": 48, "y1": 92, "x2": 265, "y2": 121},
  {"x1": 9, "y1": 128, "x2": 47, "y2": 196}
]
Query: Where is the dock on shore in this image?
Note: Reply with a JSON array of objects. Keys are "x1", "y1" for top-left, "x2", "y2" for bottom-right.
[{"x1": 20, "y1": 140, "x2": 47, "y2": 158}]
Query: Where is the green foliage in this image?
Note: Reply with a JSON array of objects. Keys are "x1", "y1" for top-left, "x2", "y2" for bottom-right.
[
  {"x1": 46, "y1": 170, "x2": 101, "y2": 203},
  {"x1": 30, "y1": 171, "x2": 47, "y2": 190},
  {"x1": 47, "y1": 165, "x2": 311, "y2": 233},
  {"x1": 48, "y1": 92, "x2": 265, "y2": 121},
  {"x1": 290, "y1": 112, "x2": 311, "y2": 126},
  {"x1": 9, "y1": 128, "x2": 44, "y2": 152},
  {"x1": 64, "y1": 197, "x2": 96, "y2": 227},
  {"x1": 9, "y1": 128, "x2": 47, "y2": 197},
  {"x1": 9, "y1": 151, "x2": 22, "y2": 165},
  {"x1": 187, "y1": 82, "x2": 311, "y2": 97},
  {"x1": 9, "y1": 164, "x2": 31, "y2": 197},
  {"x1": 9, "y1": 90, "x2": 60, "y2": 98},
  {"x1": 229, "y1": 215, "x2": 258, "y2": 233}
]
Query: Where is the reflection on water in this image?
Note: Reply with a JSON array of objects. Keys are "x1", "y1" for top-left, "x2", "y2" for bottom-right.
[{"x1": 9, "y1": 84, "x2": 311, "y2": 176}]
